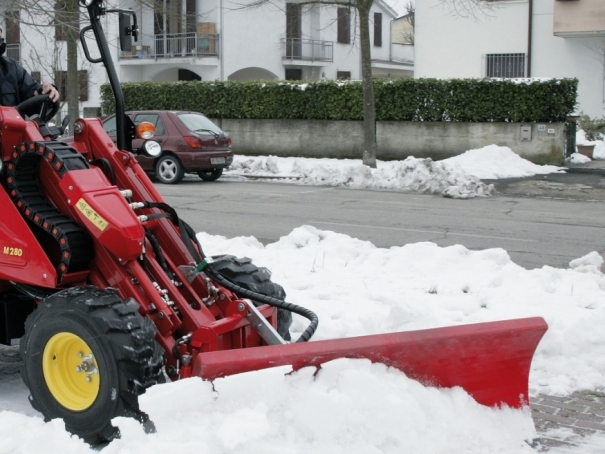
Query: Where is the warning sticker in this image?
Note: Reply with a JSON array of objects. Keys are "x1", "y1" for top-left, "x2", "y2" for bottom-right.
[{"x1": 76, "y1": 198, "x2": 109, "y2": 231}]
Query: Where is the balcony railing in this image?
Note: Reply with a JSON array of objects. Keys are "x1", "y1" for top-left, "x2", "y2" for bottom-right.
[
  {"x1": 120, "y1": 33, "x2": 219, "y2": 59},
  {"x1": 282, "y1": 38, "x2": 333, "y2": 63},
  {"x1": 6, "y1": 44, "x2": 20, "y2": 61}
]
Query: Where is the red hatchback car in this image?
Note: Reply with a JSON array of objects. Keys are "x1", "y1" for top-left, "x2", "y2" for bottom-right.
[{"x1": 103, "y1": 110, "x2": 233, "y2": 184}]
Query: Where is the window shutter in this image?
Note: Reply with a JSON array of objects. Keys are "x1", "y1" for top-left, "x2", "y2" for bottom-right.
[
  {"x1": 337, "y1": 8, "x2": 350, "y2": 44},
  {"x1": 374, "y1": 13, "x2": 382, "y2": 47}
]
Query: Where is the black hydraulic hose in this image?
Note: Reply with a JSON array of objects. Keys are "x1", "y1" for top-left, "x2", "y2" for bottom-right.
[
  {"x1": 10, "y1": 282, "x2": 56, "y2": 300},
  {"x1": 145, "y1": 230, "x2": 174, "y2": 279},
  {"x1": 204, "y1": 268, "x2": 319, "y2": 343},
  {"x1": 138, "y1": 202, "x2": 319, "y2": 342},
  {"x1": 177, "y1": 219, "x2": 319, "y2": 342}
]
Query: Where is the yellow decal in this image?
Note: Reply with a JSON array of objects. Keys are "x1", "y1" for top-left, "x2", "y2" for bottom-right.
[
  {"x1": 76, "y1": 198, "x2": 109, "y2": 231},
  {"x1": 3, "y1": 246, "x2": 23, "y2": 256}
]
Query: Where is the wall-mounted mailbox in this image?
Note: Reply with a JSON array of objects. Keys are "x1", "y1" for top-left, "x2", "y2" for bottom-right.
[{"x1": 520, "y1": 125, "x2": 532, "y2": 141}]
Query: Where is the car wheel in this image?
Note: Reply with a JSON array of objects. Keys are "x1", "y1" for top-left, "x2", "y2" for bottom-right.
[
  {"x1": 156, "y1": 155, "x2": 184, "y2": 184},
  {"x1": 197, "y1": 168, "x2": 223, "y2": 182}
]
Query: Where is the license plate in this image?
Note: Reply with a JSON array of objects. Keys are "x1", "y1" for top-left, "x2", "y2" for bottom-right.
[{"x1": 210, "y1": 157, "x2": 225, "y2": 165}]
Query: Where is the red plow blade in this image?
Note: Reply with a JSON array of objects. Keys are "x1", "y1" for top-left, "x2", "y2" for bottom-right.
[{"x1": 194, "y1": 317, "x2": 547, "y2": 408}]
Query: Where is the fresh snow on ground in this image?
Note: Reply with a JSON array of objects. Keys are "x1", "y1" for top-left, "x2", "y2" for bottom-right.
[
  {"x1": 2, "y1": 226, "x2": 605, "y2": 453},
  {"x1": 226, "y1": 145, "x2": 565, "y2": 199},
  {"x1": 0, "y1": 146, "x2": 599, "y2": 452}
]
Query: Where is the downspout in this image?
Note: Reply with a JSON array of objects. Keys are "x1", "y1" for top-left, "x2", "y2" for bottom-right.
[
  {"x1": 220, "y1": 0, "x2": 224, "y2": 80},
  {"x1": 527, "y1": 0, "x2": 533, "y2": 77},
  {"x1": 389, "y1": 17, "x2": 394, "y2": 62}
]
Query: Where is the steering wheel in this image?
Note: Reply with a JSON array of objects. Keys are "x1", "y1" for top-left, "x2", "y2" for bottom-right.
[{"x1": 16, "y1": 94, "x2": 60, "y2": 123}]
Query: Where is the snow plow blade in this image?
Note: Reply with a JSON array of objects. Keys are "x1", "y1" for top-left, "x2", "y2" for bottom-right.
[{"x1": 193, "y1": 317, "x2": 547, "y2": 408}]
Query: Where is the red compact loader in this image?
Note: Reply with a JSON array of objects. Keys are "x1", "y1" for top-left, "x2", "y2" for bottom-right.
[{"x1": 0, "y1": 0, "x2": 547, "y2": 444}]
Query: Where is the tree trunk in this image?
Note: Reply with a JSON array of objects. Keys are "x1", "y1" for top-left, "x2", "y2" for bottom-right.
[
  {"x1": 65, "y1": 0, "x2": 79, "y2": 132},
  {"x1": 357, "y1": 2, "x2": 376, "y2": 168}
]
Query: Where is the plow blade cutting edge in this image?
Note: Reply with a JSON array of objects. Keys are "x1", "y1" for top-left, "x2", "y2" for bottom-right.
[{"x1": 194, "y1": 317, "x2": 548, "y2": 408}]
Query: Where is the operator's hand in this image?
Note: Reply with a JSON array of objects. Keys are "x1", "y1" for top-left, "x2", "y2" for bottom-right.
[{"x1": 37, "y1": 81, "x2": 60, "y2": 103}]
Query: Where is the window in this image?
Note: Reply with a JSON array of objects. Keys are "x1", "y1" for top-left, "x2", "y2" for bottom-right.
[
  {"x1": 286, "y1": 3, "x2": 302, "y2": 58},
  {"x1": 31, "y1": 71, "x2": 41, "y2": 83},
  {"x1": 337, "y1": 71, "x2": 351, "y2": 80},
  {"x1": 285, "y1": 68, "x2": 302, "y2": 80},
  {"x1": 6, "y1": 11, "x2": 20, "y2": 44},
  {"x1": 374, "y1": 12, "x2": 382, "y2": 47},
  {"x1": 486, "y1": 53, "x2": 526, "y2": 78},
  {"x1": 134, "y1": 114, "x2": 165, "y2": 135},
  {"x1": 103, "y1": 116, "x2": 117, "y2": 136},
  {"x1": 177, "y1": 113, "x2": 223, "y2": 136},
  {"x1": 54, "y1": 70, "x2": 88, "y2": 101},
  {"x1": 178, "y1": 69, "x2": 201, "y2": 81},
  {"x1": 337, "y1": 8, "x2": 350, "y2": 44}
]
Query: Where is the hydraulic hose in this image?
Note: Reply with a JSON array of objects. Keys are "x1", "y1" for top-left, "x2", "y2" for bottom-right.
[
  {"x1": 140, "y1": 201, "x2": 319, "y2": 342},
  {"x1": 204, "y1": 267, "x2": 319, "y2": 343}
]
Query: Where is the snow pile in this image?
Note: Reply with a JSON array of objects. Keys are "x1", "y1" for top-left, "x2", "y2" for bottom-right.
[
  {"x1": 442, "y1": 145, "x2": 565, "y2": 179},
  {"x1": 568, "y1": 153, "x2": 592, "y2": 164},
  {"x1": 569, "y1": 251, "x2": 603, "y2": 275},
  {"x1": 4, "y1": 227, "x2": 605, "y2": 452},
  {"x1": 228, "y1": 155, "x2": 496, "y2": 199},
  {"x1": 227, "y1": 145, "x2": 566, "y2": 198},
  {"x1": 197, "y1": 227, "x2": 605, "y2": 398}
]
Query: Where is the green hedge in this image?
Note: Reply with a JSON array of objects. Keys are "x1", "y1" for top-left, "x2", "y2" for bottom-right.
[{"x1": 100, "y1": 78, "x2": 577, "y2": 123}]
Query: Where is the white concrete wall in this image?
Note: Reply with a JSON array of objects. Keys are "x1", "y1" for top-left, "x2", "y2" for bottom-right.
[
  {"x1": 416, "y1": 0, "x2": 605, "y2": 117},
  {"x1": 222, "y1": 118, "x2": 567, "y2": 165},
  {"x1": 416, "y1": 0, "x2": 529, "y2": 78}
]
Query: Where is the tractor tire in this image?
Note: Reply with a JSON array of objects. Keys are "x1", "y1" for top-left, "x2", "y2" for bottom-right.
[
  {"x1": 19, "y1": 286, "x2": 165, "y2": 445},
  {"x1": 197, "y1": 167, "x2": 223, "y2": 182},
  {"x1": 210, "y1": 255, "x2": 292, "y2": 341}
]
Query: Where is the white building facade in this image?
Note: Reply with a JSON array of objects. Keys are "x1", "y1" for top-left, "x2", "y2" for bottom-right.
[
  {"x1": 415, "y1": 0, "x2": 605, "y2": 118},
  {"x1": 1, "y1": 0, "x2": 414, "y2": 117}
]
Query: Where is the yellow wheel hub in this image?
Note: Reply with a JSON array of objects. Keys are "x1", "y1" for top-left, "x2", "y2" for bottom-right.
[{"x1": 42, "y1": 332, "x2": 100, "y2": 411}]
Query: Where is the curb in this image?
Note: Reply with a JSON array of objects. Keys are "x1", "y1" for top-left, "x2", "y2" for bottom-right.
[{"x1": 567, "y1": 167, "x2": 605, "y2": 176}]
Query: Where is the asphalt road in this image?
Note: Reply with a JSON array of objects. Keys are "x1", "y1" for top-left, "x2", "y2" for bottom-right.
[{"x1": 157, "y1": 175, "x2": 605, "y2": 271}]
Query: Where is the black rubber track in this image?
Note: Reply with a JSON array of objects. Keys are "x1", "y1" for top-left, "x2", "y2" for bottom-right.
[
  {"x1": 19, "y1": 286, "x2": 165, "y2": 444},
  {"x1": 210, "y1": 255, "x2": 292, "y2": 341}
]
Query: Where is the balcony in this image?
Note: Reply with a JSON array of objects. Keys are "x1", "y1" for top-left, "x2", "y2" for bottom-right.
[
  {"x1": 120, "y1": 33, "x2": 219, "y2": 59},
  {"x1": 6, "y1": 44, "x2": 20, "y2": 61},
  {"x1": 282, "y1": 38, "x2": 333, "y2": 64},
  {"x1": 554, "y1": 0, "x2": 605, "y2": 37}
]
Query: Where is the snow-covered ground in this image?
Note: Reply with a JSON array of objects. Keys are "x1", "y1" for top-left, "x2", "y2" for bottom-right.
[
  {"x1": 1, "y1": 146, "x2": 604, "y2": 453},
  {"x1": 225, "y1": 144, "x2": 566, "y2": 199}
]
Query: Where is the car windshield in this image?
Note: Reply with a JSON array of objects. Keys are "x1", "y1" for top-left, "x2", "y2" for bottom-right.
[
  {"x1": 103, "y1": 116, "x2": 117, "y2": 136},
  {"x1": 103, "y1": 114, "x2": 135, "y2": 137},
  {"x1": 178, "y1": 113, "x2": 223, "y2": 136}
]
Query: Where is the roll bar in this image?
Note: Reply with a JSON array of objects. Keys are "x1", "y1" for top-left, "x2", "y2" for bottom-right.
[{"x1": 79, "y1": 0, "x2": 138, "y2": 151}]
